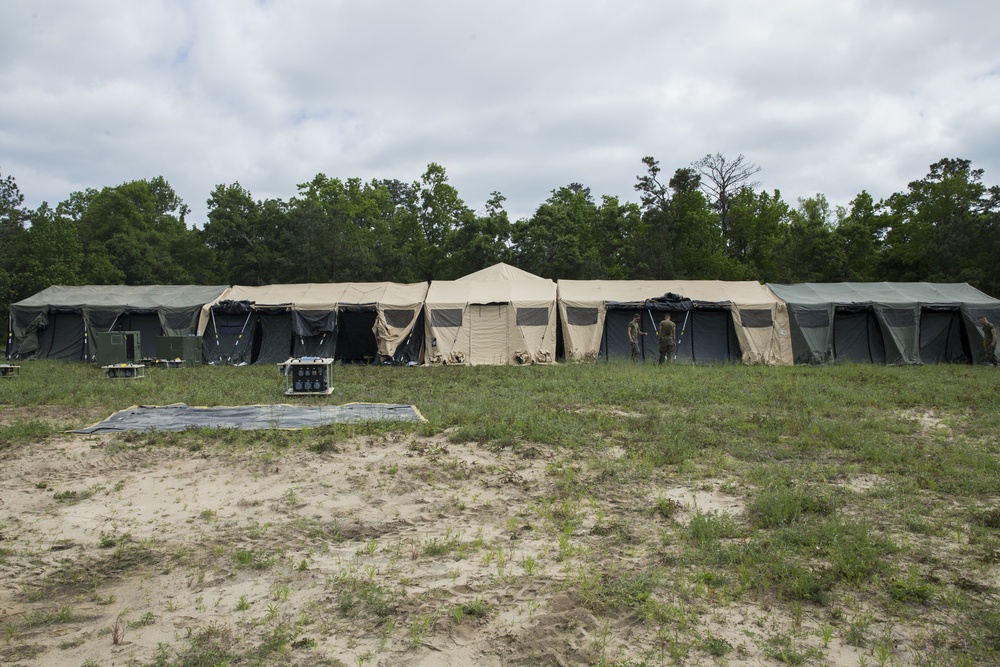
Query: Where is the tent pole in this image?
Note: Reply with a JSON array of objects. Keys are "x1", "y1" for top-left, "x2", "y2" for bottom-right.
[
  {"x1": 675, "y1": 311, "x2": 690, "y2": 361},
  {"x1": 227, "y1": 312, "x2": 254, "y2": 365}
]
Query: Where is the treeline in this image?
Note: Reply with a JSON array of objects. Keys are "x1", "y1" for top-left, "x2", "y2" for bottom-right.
[{"x1": 2, "y1": 155, "x2": 1000, "y2": 324}]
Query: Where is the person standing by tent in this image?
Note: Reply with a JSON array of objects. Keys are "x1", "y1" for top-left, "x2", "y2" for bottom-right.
[
  {"x1": 657, "y1": 313, "x2": 676, "y2": 364},
  {"x1": 628, "y1": 313, "x2": 646, "y2": 361},
  {"x1": 980, "y1": 315, "x2": 998, "y2": 366}
]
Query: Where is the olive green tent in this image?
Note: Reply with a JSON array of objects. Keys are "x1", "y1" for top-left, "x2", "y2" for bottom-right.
[
  {"x1": 766, "y1": 282, "x2": 1000, "y2": 365},
  {"x1": 7, "y1": 285, "x2": 230, "y2": 361}
]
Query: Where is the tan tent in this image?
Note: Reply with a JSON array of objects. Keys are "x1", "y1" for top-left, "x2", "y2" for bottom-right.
[
  {"x1": 558, "y1": 280, "x2": 793, "y2": 365},
  {"x1": 205, "y1": 282, "x2": 427, "y2": 365},
  {"x1": 423, "y1": 263, "x2": 557, "y2": 365}
]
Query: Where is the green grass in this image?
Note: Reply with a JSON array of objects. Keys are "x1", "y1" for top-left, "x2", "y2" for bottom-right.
[{"x1": 3, "y1": 360, "x2": 1000, "y2": 665}]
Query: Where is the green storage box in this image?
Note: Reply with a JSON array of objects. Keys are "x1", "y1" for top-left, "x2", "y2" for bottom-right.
[
  {"x1": 94, "y1": 331, "x2": 142, "y2": 366},
  {"x1": 157, "y1": 335, "x2": 202, "y2": 365}
]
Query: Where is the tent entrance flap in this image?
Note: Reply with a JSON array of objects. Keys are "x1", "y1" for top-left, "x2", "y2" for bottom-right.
[
  {"x1": 336, "y1": 307, "x2": 378, "y2": 364},
  {"x1": 293, "y1": 310, "x2": 337, "y2": 358},
  {"x1": 40, "y1": 312, "x2": 86, "y2": 361},
  {"x1": 113, "y1": 312, "x2": 162, "y2": 359},
  {"x1": 206, "y1": 301, "x2": 257, "y2": 365},
  {"x1": 919, "y1": 309, "x2": 972, "y2": 363},
  {"x1": 600, "y1": 303, "x2": 739, "y2": 363},
  {"x1": 254, "y1": 311, "x2": 293, "y2": 364},
  {"x1": 469, "y1": 303, "x2": 514, "y2": 365},
  {"x1": 833, "y1": 307, "x2": 886, "y2": 363}
]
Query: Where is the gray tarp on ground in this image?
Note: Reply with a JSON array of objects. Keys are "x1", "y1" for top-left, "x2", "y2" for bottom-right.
[{"x1": 73, "y1": 402, "x2": 425, "y2": 433}]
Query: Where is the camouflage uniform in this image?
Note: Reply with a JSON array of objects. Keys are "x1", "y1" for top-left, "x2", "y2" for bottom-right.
[
  {"x1": 628, "y1": 319, "x2": 641, "y2": 361},
  {"x1": 657, "y1": 317, "x2": 677, "y2": 364},
  {"x1": 983, "y1": 319, "x2": 998, "y2": 366}
]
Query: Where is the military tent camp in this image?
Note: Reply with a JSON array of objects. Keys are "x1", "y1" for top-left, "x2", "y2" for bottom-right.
[
  {"x1": 557, "y1": 280, "x2": 793, "y2": 365},
  {"x1": 203, "y1": 282, "x2": 428, "y2": 365},
  {"x1": 7, "y1": 285, "x2": 230, "y2": 361},
  {"x1": 423, "y1": 264, "x2": 557, "y2": 365},
  {"x1": 766, "y1": 282, "x2": 1000, "y2": 365}
]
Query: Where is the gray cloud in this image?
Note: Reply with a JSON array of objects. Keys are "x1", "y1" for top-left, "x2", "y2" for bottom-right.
[{"x1": 2, "y1": 0, "x2": 998, "y2": 226}]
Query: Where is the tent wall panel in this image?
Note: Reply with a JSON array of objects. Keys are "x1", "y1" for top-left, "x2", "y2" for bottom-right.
[
  {"x1": 41, "y1": 312, "x2": 86, "y2": 361},
  {"x1": 919, "y1": 310, "x2": 971, "y2": 364},
  {"x1": 254, "y1": 312, "x2": 293, "y2": 364}
]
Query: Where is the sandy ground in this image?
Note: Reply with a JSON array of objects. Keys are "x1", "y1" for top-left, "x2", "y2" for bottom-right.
[{"x1": 0, "y1": 418, "x2": 901, "y2": 666}]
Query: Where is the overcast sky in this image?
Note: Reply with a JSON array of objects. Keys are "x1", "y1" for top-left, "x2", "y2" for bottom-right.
[{"x1": 3, "y1": 0, "x2": 999, "y2": 225}]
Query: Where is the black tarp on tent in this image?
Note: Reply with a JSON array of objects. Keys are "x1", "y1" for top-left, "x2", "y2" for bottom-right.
[
  {"x1": 7, "y1": 285, "x2": 230, "y2": 361},
  {"x1": 203, "y1": 300, "x2": 258, "y2": 365},
  {"x1": 767, "y1": 282, "x2": 1000, "y2": 365},
  {"x1": 599, "y1": 296, "x2": 741, "y2": 363}
]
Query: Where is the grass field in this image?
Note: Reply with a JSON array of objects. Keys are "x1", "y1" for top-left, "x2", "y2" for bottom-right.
[{"x1": 1, "y1": 361, "x2": 999, "y2": 666}]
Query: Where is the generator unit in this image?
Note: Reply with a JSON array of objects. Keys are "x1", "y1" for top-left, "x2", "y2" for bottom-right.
[
  {"x1": 284, "y1": 357, "x2": 334, "y2": 395},
  {"x1": 156, "y1": 335, "x2": 202, "y2": 366},
  {"x1": 94, "y1": 331, "x2": 142, "y2": 366},
  {"x1": 0, "y1": 364, "x2": 20, "y2": 378}
]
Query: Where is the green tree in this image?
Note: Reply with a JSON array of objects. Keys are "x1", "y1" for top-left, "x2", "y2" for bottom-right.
[
  {"x1": 726, "y1": 188, "x2": 790, "y2": 281},
  {"x1": 833, "y1": 191, "x2": 885, "y2": 282},
  {"x1": 510, "y1": 184, "x2": 603, "y2": 280},
  {"x1": 414, "y1": 163, "x2": 475, "y2": 280},
  {"x1": 204, "y1": 182, "x2": 267, "y2": 284},
  {"x1": 24, "y1": 202, "x2": 84, "y2": 292},
  {"x1": 778, "y1": 194, "x2": 845, "y2": 282},
  {"x1": 72, "y1": 177, "x2": 212, "y2": 284},
  {"x1": 449, "y1": 191, "x2": 512, "y2": 277},
  {"x1": 632, "y1": 158, "x2": 729, "y2": 279},
  {"x1": 881, "y1": 158, "x2": 1000, "y2": 292},
  {"x1": 0, "y1": 170, "x2": 33, "y2": 336}
]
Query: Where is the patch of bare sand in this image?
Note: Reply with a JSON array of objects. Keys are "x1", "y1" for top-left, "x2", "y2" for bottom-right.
[{"x1": 0, "y1": 425, "x2": 941, "y2": 667}]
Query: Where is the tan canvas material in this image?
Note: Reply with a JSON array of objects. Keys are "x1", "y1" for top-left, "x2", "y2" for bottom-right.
[
  {"x1": 557, "y1": 280, "x2": 794, "y2": 365},
  {"x1": 423, "y1": 264, "x2": 557, "y2": 365}
]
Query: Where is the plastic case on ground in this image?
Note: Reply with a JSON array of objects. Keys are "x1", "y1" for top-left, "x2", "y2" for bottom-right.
[{"x1": 283, "y1": 357, "x2": 334, "y2": 395}]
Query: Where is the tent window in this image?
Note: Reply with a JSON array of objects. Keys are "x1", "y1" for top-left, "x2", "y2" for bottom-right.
[
  {"x1": 516, "y1": 307, "x2": 549, "y2": 326},
  {"x1": 881, "y1": 308, "x2": 916, "y2": 327},
  {"x1": 384, "y1": 309, "x2": 414, "y2": 328},
  {"x1": 796, "y1": 310, "x2": 830, "y2": 328},
  {"x1": 566, "y1": 307, "x2": 599, "y2": 326},
  {"x1": 740, "y1": 309, "x2": 773, "y2": 328},
  {"x1": 431, "y1": 308, "x2": 463, "y2": 327}
]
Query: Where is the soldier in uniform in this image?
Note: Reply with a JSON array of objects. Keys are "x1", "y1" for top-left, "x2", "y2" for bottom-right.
[
  {"x1": 980, "y1": 315, "x2": 998, "y2": 366},
  {"x1": 628, "y1": 313, "x2": 645, "y2": 361},
  {"x1": 657, "y1": 313, "x2": 677, "y2": 364}
]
